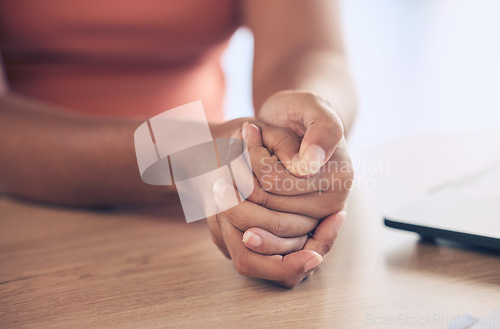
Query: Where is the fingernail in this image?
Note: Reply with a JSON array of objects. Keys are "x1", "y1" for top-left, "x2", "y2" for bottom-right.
[
  {"x1": 301, "y1": 144, "x2": 326, "y2": 175},
  {"x1": 336, "y1": 211, "x2": 346, "y2": 232},
  {"x1": 213, "y1": 178, "x2": 228, "y2": 198},
  {"x1": 242, "y1": 122, "x2": 249, "y2": 141},
  {"x1": 242, "y1": 231, "x2": 262, "y2": 247},
  {"x1": 304, "y1": 252, "x2": 323, "y2": 272}
]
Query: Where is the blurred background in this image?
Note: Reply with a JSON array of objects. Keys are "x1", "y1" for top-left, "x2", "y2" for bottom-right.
[{"x1": 222, "y1": 0, "x2": 500, "y2": 149}]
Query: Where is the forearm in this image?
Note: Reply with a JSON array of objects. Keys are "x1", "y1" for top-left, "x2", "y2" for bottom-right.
[
  {"x1": 253, "y1": 50, "x2": 357, "y2": 133},
  {"x1": 0, "y1": 93, "x2": 175, "y2": 206}
]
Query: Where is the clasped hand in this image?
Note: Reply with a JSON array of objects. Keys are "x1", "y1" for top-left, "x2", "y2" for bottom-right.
[{"x1": 207, "y1": 91, "x2": 353, "y2": 288}]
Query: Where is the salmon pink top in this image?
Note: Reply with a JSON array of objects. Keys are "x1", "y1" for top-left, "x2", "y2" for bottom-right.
[{"x1": 0, "y1": 0, "x2": 240, "y2": 121}]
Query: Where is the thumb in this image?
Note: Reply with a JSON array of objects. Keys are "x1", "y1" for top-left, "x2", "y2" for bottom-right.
[
  {"x1": 259, "y1": 91, "x2": 344, "y2": 177},
  {"x1": 271, "y1": 249, "x2": 324, "y2": 288},
  {"x1": 297, "y1": 103, "x2": 344, "y2": 176}
]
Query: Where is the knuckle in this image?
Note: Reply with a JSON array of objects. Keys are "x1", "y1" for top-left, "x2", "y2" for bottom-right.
[
  {"x1": 269, "y1": 216, "x2": 288, "y2": 237},
  {"x1": 221, "y1": 203, "x2": 237, "y2": 220},
  {"x1": 325, "y1": 198, "x2": 346, "y2": 216},
  {"x1": 320, "y1": 233, "x2": 337, "y2": 254},
  {"x1": 280, "y1": 277, "x2": 301, "y2": 289},
  {"x1": 328, "y1": 122, "x2": 344, "y2": 142},
  {"x1": 316, "y1": 94, "x2": 344, "y2": 131},
  {"x1": 215, "y1": 243, "x2": 230, "y2": 259},
  {"x1": 338, "y1": 160, "x2": 355, "y2": 183},
  {"x1": 250, "y1": 187, "x2": 270, "y2": 209}
]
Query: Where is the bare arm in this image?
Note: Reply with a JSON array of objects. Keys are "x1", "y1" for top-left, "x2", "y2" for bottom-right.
[
  {"x1": 0, "y1": 60, "x2": 175, "y2": 206},
  {"x1": 0, "y1": 94, "x2": 176, "y2": 206},
  {"x1": 243, "y1": 0, "x2": 357, "y2": 131}
]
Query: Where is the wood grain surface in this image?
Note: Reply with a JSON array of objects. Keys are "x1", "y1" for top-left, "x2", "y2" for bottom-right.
[{"x1": 1, "y1": 131, "x2": 500, "y2": 329}]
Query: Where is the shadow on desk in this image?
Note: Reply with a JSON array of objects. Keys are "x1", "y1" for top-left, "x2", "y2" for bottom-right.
[{"x1": 385, "y1": 237, "x2": 500, "y2": 287}]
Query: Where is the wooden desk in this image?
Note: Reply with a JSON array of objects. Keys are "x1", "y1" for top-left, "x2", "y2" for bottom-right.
[{"x1": 2, "y1": 130, "x2": 500, "y2": 329}]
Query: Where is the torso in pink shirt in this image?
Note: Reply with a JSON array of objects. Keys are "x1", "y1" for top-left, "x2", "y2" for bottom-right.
[{"x1": 0, "y1": 0, "x2": 240, "y2": 121}]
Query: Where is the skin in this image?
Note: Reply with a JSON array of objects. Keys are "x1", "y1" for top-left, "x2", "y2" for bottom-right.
[
  {"x1": 207, "y1": 0, "x2": 356, "y2": 287},
  {"x1": 209, "y1": 118, "x2": 353, "y2": 288},
  {"x1": 0, "y1": 0, "x2": 356, "y2": 288}
]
